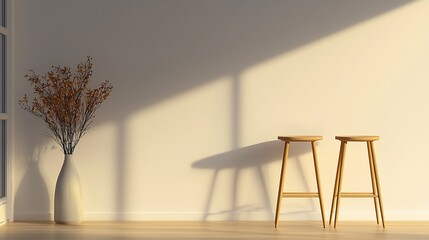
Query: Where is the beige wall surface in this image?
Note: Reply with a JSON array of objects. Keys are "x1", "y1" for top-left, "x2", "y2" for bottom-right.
[{"x1": 12, "y1": 0, "x2": 429, "y2": 221}]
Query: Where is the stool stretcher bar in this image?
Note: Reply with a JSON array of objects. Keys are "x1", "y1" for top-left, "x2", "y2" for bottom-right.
[
  {"x1": 283, "y1": 192, "x2": 319, "y2": 198},
  {"x1": 339, "y1": 192, "x2": 378, "y2": 198}
]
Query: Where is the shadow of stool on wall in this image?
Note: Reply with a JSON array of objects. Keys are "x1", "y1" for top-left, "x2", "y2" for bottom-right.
[{"x1": 192, "y1": 140, "x2": 315, "y2": 220}]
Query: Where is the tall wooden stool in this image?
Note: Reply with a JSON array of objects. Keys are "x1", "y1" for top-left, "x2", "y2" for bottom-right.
[
  {"x1": 329, "y1": 136, "x2": 385, "y2": 228},
  {"x1": 275, "y1": 136, "x2": 326, "y2": 228}
]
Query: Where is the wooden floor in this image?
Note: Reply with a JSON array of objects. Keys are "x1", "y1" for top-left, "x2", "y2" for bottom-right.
[{"x1": 0, "y1": 221, "x2": 428, "y2": 240}]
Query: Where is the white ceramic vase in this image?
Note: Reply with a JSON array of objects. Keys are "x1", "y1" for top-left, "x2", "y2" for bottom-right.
[{"x1": 54, "y1": 154, "x2": 83, "y2": 224}]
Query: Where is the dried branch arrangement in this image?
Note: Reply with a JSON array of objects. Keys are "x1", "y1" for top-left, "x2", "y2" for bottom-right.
[{"x1": 19, "y1": 57, "x2": 113, "y2": 154}]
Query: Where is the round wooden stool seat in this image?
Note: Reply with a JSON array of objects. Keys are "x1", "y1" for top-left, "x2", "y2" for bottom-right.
[
  {"x1": 335, "y1": 136, "x2": 379, "y2": 142},
  {"x1": 278, "y1": 136, "x2": 323, "y2": 142}
]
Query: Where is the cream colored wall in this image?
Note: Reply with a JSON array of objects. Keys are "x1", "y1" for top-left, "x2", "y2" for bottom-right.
[{"x1": 13, "y1": 0, "x2": 429, "y2": 221}]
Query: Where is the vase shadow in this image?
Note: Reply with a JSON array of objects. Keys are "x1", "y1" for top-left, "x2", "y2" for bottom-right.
[{"x1": 14, "y1": 145, "x2": 52, "y2": 221}]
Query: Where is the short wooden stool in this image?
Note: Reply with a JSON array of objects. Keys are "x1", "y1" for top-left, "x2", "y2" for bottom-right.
[
  {"x1": 329, "y1": 136, "x2": 385, "y2": 228},
  {"x1": 275, "y1": 136, "x2": 326, "y2": 228}
]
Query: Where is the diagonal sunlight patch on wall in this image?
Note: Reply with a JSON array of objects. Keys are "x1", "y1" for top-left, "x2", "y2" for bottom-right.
[
  {"x1": 14, "y1": 0, "x2": 429, "y2": 221},
  {"x1": 111, "y1": 1, "x2": 428, "y2": 220},
  {"x1": 240, "y1": 0, "x2": 429, "y2": 146}
]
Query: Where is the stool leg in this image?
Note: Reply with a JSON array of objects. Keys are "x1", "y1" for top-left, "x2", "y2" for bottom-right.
[
  {"x1": 329, "y1": 142, "x2": 344, "y2": 225},
  {"x1": 334, "y1": 141, "x2": 347, "y2": 228},
  {"x1": 275, "y1": 142, "x2": 290, "y2": 228},
  {"x1": 311, "y1": 141, "x2": 326, "y2": 228},
  {"x1": 370, "y1": 141, "x2": 386, "y2": 228},
  {"x1": 367, "y1": 142, "x2": 380, "y2": 225}
]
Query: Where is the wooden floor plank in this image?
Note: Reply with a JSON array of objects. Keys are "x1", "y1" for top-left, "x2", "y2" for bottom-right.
[{"x1": 0, "y1": 221, "x2": 428, "y2": 240}]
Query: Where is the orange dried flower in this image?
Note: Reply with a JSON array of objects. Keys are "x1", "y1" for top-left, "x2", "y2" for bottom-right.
[{"x1": 19, "y1": 56, "x2": 113, "y2": 154}]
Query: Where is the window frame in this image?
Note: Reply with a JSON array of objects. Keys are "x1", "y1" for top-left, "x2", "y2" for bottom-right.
[{"x1": 0, "y1": 0, "x2": 13, "y2": 223}]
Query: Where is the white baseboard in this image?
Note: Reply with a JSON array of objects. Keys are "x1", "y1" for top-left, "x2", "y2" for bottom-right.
[{"x1": 13, "y1": 211, "x2": 429, "y2": 222}]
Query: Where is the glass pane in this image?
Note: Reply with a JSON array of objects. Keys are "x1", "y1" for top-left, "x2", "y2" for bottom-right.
[
  {"x1": 0, "y1": 34, "x2": 3, "y2": 113},
  {"x1": 0, "y1": 120, "x2": 4, "y2": 198},
  {"x1": 0, "y1": 0, "x2": 4, "y2": 27}
]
